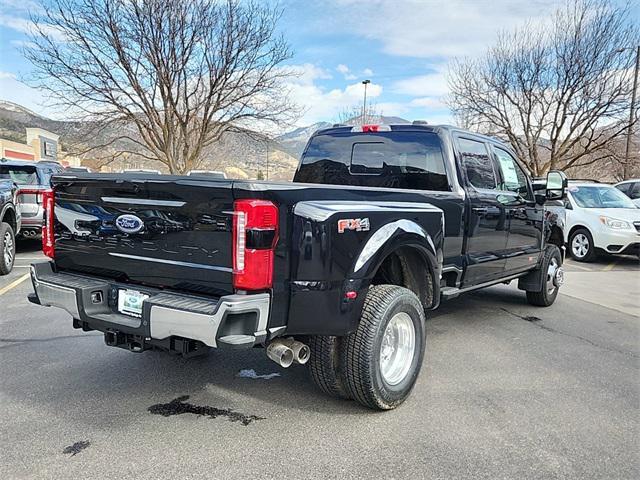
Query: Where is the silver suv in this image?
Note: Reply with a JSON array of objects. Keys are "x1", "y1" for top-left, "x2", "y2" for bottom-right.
[{"x1": 0, "y1": 159, "x2": 63, "y2": 238}]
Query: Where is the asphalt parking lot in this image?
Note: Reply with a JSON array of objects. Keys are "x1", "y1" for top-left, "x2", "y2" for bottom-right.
[{"x1": 1, "y1": 240, "x2": 638, "y2": 480}]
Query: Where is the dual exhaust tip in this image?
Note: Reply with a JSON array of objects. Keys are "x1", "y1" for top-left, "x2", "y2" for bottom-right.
[
  {"x1": 266, "y1": 338, "x2": 310, "y2": 368},
  {"x1": 21, "y1": 230, "x2": 39, "y2": 237}
]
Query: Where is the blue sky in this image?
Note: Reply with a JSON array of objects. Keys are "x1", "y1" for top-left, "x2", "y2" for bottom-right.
[{"x1": 1, "y1": 0, "x2": 638, "y2": 127}]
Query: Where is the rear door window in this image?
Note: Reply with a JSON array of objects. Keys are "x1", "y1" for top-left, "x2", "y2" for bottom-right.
[
  {"x1": 616, "y1": 183, "x2": 631, "y2": 195},
  {"x1": 38, "y1": 166, "x2": 62, "y2": 185},
  {"x1": 457, "y1": 137, "x2": 497, "y2": 190}
]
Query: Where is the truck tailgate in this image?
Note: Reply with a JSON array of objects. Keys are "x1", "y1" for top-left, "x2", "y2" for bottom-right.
[{"x1": 51, "y1": 174, "x2": 235, "y2": 296}]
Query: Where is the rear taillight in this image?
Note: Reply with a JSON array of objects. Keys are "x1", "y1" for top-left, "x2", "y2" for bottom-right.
[
  {"x1": 17, "y1": 188, "x2": 44, "y2": 204},
  {"x1": 232, "y1": 199, "x2": 279, "y2": 290},
  {"x1": 42, "y1": 189, "x2": 55, "y2": 258}
]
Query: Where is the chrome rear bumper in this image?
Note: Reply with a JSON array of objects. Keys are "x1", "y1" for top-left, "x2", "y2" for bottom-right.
[{"x1": 29, "y1": 261, "x2": 270, "y2": 349}]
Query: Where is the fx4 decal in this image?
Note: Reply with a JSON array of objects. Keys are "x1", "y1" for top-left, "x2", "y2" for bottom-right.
[{"x1": 337, "y1": 218, "x2": 370, "y2": 233}]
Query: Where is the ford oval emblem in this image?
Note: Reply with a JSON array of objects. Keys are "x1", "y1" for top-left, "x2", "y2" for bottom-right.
[{"x1": 115, "y1": 214, "x2": 144, "y2": 234}]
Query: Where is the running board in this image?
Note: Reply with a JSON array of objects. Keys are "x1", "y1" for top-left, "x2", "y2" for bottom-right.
[{"x1": 441, "y1": 272, "x2": 528, "y2": 300}]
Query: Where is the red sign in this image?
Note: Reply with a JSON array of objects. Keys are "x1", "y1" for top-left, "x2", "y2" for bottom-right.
[{"x1": 4, "y1": 149, "x2": 35, "y2": 160}]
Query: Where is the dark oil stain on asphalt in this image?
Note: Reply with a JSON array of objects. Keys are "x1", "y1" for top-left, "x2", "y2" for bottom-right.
[
  {"x1": 500, "y1": 308, "x2": 541, "y2": 322},
  {"x1": 62, "y1": 440, "x2": 91, "y2": 456},
  {"x1": 148, "y1": 395, "x2": 265, "y2": 426}
]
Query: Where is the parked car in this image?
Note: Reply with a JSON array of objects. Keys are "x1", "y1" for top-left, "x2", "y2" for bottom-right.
[
  {"x1": 0, "y1": 159, "x2": 64, "y2": 238},
  {"x1": 122, "y1": 168, "x2": 162, "y2": 174},
  {"x1": 65, "y1": 166, "x2": 92, "y2": 173},
  {"x1": 27, "y1": 124, "x2": 567, "y2": 410},
  {"x1": 187, "y1": 170, "x2": 227, "y2": 179},
  {"x1": 545, "y1": 182, "x2": 639, "y2": 262},
  {"x1": 614, "y1": 179, "x2": 640, "y2": 208},
  {"x1": 0, "y1": 179, "x2": 20, "y2": 274}
]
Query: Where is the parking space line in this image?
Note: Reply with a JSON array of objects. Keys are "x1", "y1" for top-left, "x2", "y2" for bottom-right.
[
  {"x1": 565, "y1": 262, "x2": 592, "y2": 272},
  {"x1": 602, "y1": 261, "x2": 618, "y2": 272},
  {"x1": 0, "y1": 274, "x2": 30, "y2": 296}
]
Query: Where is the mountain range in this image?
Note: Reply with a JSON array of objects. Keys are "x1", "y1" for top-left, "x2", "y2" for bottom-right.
[{"x1": 0, "y1": 100, "x2": 412, "y2": 180}]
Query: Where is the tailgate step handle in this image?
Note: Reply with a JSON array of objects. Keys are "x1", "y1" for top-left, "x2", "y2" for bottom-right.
[{"x1": 217, "y1": 334, "x2": 256, "y2": 349}]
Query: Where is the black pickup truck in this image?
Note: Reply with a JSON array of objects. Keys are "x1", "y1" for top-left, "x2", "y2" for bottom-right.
[
  {"x1": 28, "y1": 124, "x2": 567, "y2": 409},
  {"x1": 1, "y1": 179, "x2": 20, "y2": 275}
]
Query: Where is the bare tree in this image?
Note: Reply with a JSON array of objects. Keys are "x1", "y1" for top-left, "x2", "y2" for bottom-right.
[
  {"x1": 337, "y1": 103, "x2": 382, "y2": 126},
  {"x1": 448, "y1": 0, "x2": 639, "y2": 176},
  {"x1": 24, "y1": 0, "x2": 298, "y2": 174}
]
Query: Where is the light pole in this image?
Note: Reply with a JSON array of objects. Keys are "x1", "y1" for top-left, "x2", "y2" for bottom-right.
[
  {"x1": 619, "y1": 46, "x2": 640, "y2": 180},
  {"x1": 266, "y1": 141, "x2": 269, "y2": 180},
  {"x1": 362, "y1": 79, "x2": 371, "y2": 125}
]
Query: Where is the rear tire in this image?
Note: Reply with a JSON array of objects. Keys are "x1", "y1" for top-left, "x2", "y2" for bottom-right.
[
  {"x1": 526, "y1": 246, "x2": 563, "y2": 307},
  {"x1": 569, "y1": 228, "x2": 596, "y2": 262},
  {"x1": 341, "y1": 285, "x2": 426, "y2": 410},
  {"x1": 308, "y1": 336, "x2": 351, "y2": 400},
  {"x1": 0, "y1": 222, "x2": 16, "y2": 275}
]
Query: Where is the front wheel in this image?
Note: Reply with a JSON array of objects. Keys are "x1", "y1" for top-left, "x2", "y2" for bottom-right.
[
  {"x1": 0, "y1": 222, "x2": 16, "y2": 275},
  {"x1": 526, "y1": 246, "x2": 563, "y2": 307},
  {"x1": 569, "y1": 228, "x2": 597, "y2": 262},
  {"x1": 341, "y1": 285, "x2": 426, "y2": 410}
]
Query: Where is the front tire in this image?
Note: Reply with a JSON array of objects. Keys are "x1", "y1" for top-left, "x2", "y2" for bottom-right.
[
  {"x1": 0, "y1": 222, "x2": 16, "y2": 275},
  {"x1": 526, "y1": 246, "x2": 563, "y2": 307},
  {"x1": 341, "y1": 285, "x2": 426, "y2": 410},
  {"x1": 569, "y1": 228, "x2": 596, "y2": 262}
]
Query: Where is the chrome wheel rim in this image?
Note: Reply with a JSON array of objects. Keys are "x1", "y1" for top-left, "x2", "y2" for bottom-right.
[
  {"x1": 546, "y1": 257, "x2": 559, "y2": 295},
  {"x1": 379, "y1": 312, "x2": 416, "y2": 386},
  {"x1": 3, "y1": 231, "x2": 14, "y2": 266},
  {"x1": 571, "y1": 233, "x2": 589, "y2": 258}
]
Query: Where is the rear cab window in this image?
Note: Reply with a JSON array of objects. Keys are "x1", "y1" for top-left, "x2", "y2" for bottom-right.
[
  {"x1": 0, "y1": 165, "x2": 39, "y2": 186},
  {"x1": 295, "y1": 130, "x2": 450, "y2": 191}
]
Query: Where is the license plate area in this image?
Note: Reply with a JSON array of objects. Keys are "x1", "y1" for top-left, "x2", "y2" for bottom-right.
[{"x1": 117, "y1": 289, "x2": 149, "y2": 317}]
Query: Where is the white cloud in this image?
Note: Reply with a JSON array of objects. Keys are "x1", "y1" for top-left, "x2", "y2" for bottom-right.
[
  {"x1": 0, "y1": 12, "x2": 66, "y2": 41},
  {"x1": 336, "y1": 63, "x2": 357, "y2": 80},
  {"x1": 10, "y1": 39, "x2": 36, "y2": 49},
  {"x1": 392, "y1": 70, "x2": 449, "y2": 97},
  {"x1": 285, "y1": 64, "x2": 382, "y2": 125},
  {"x1": 362, "y1": 68, "x2": 373, "y2": 76},
  {"x1": 409, "y1": 97, "x2": 447, "y2": 110},
  {"x1": 0, "y1": 71, "x2": 17, "y2": 80},
  {"x1": 334, "y1": 0, "x2": 560, "y2": 58}
]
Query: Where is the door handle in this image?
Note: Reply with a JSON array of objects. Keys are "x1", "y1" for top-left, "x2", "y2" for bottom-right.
[{"x1": 472, "y1": 207, "x2": 488, "y2": 214}]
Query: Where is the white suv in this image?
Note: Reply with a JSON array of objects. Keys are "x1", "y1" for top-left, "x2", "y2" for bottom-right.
[{"x1": 546, "y1": 182, "x2": 640, "y2": 262}]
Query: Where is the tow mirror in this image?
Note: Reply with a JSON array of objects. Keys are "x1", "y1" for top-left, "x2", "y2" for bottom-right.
[{"x1": 546, "y1": 170, "x2": 567, "y2": 200}]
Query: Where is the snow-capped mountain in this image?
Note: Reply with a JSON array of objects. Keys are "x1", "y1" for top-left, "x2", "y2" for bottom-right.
[
  {"x1": 0, "y1": 100, "x2": 43, "y2": 119},
  {"x1": 277, "y1": 122, "x2": 332, "y2": 157}
]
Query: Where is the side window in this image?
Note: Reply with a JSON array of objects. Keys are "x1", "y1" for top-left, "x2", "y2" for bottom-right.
[
  {"x1": 629, "y1": 182, "x2": 640, "y2": 200},
  {"x1": 616, "y1": 183, "x2": 631, "y2": 195},
  {"x1": 493, "y1": 147, "x2": 530, "y2": 197},
  {"x1": 458, "y1": 137, "x2": 496, "y2": 190}
]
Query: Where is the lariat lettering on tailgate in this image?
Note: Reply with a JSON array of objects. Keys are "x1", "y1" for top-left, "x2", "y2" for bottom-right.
[
  {"x1": 337, "y1": 217, "x2": 370, "y2": 233},
  {"x1": 59, "y1": 232, "x2": 220, "y2": 258}
]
